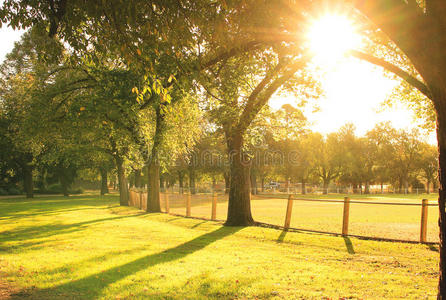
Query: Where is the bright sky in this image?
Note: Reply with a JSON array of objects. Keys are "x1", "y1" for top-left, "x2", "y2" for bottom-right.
[
  {"x1": 0, "y1": 25, "x2": 25, "y2": 62},
  {"x1": 270, "y1": 14, "x2": 437, "y2": 144}
]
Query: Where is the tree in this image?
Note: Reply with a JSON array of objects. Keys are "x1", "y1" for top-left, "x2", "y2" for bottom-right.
[
  {"x1": 312, "y1": 133, "x2": 343, "y2": 194},
  {"x1": 418, "y1": 143, "x2": 438, "y2": 194},
  {"x1": 339, "y1": 2, "x2": 446, "y2": 293}
]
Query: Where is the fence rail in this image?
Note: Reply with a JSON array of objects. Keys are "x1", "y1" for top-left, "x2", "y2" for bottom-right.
[{"x1": 128, "y1": 189, "x2": 438, "y2": 244}]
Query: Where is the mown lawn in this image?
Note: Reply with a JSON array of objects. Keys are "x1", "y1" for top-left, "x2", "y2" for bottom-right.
[
  {"x1": 0, "y1": 194, "x2": 439, "y2": 299},
  {"x1": 168, "y1": 192, "x2": 440, "y2": 243}
]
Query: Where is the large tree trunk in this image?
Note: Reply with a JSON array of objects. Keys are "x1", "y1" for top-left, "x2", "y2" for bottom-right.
[
  {"x1": 426, "y1": 180, "x2": 431, "y2": 194},
  {"x1": 261, "y1": 176, "x2": 265, "y2": 192},
  {"x1": 146, "y1": 106, "x2": 164, "y2": 212},
  {"x1": 115, "y1": 156, "x2": 129, "y2": 206},
  {"x1": 225, "y1": 133, "x2": 254, "y2": 226},
  {"x1": 435, "y1": 94, "x2": 446, "y2": 298},
  {"x1": 301, "y1": 179, "x2": 306, "y2": 195},
  {"x1": 146, "y1": 160, "x2": 161, "y2": 212},
  {"x1": 22, "y1": 156, "x2": 33, "y2": 198},
  {"x1": 100, "y1": 167, "x2": 109, "y2": 195}
]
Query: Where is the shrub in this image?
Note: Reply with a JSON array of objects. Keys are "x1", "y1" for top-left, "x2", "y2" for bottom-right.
[
  {"x1": 7, "y1": 187, "x2": 22, "y2": 195},
  {"x1": 46, "y1": 183, "x2": 63, "y2": 194},
  {"x1": 69, "y1": 187, "x2": 83, "y2": 194},
  {"x1": 0, "y1": 188, "x2": 8, "y2": 196}
]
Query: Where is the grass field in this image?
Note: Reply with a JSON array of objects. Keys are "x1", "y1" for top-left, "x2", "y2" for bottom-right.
[
  {"x1": 167, "y1": 192, "x2": 440, "y2": 243},
  {"x1": 0, "y1": 193, "x2": 439, "y2": 299}
]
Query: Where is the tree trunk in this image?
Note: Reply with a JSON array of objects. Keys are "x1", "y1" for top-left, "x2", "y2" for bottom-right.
[
  {"x1": 436, "y1": 95, "x2": 446, "y2": 298},
  {"x1": 115, "y1": 156, "x2": 129, "y2": 206},
  {"x1": 364, "y1": 181, "x2": 370, "y2": 194},
  {"x1": 160, "y1": 173, "x2": 165, "y2": 191},
  {"x1": 189, "y1": 168, "x2": 196, "y2": 194},
  {"x1": 261, "y1": 176, "x2": 265, "y2": 193},
  {"x1": 134, "y1": 169, "x2": 142, "y2": 188},
  {"x1": 301, "y1": 179, "x2": 306, "y2": 195},
  {"x1": 22, "y1": 157, "x2": 33, "y2": 198},
  {"x1": 427, "y1": 180, "x2": 431, "y2": 194},
  {"x1": 322, "y1": 179, "x2": 329, "y2": 195},
  {"x1": 60, "y1": 174, "x2": 69, "y2": 197},
  {"x1": 178, "y1": 171, "x2": 184, "y2": 194},
  {"x1": 225, "y1": 133, "x2": 254, "y2": 226},
  {"x1": 146, "y1": 160, "x2": 161, "y2": 212},
  {"x1": 250, "y1": 171, "x2": 257, "y2": 195},
  {"x1": 224, "y1": 172, "x2": 230, "y2": 194},
  {"x1": 100, "y1": 167, "x2": 109, "y2": 195}
]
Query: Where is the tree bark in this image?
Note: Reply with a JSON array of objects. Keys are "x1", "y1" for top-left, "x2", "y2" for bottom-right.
[
  {"x1": 427, "y1": 180, "x2": 431, "y2": 194},
  {"x1": 261, "y1": 176, "x2": 265, "y2": 193},
  {"x1": 225, "y1": 133, "x2": 254, "y2": 226},
  {"x1": 435, "y1": 93, "x2": 446, "y2": 298},
  {"x1": 146, "y1": 106, "x2": 163, "y2": 212},
  {"x1": 100, "y1": 167, "x2": 109, "y2": 195},
  {"x1": 115, "y1": 156, "x2": 129, "y2": 206},
  {"x1": 146, "y1": 160, "x2": 161, "y2": 212},
  {"x1": 301, "y1": 179, "x2": 306, "y2": 195}
]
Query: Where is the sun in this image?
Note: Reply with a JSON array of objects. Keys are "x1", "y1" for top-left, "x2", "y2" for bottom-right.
[{"x1": 307, "y1": 14, "x2": 361, "y2": 64}]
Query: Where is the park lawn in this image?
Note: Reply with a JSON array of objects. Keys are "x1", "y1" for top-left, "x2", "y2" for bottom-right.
[
  {"x1": 0, "y1": 194, "x2": 439, "y2": 299},
  {"x1": 168, "y1": 192, "x2": 441, "y2": 243}
]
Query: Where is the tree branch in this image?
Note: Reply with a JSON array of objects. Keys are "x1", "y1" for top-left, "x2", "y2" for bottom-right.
[{"x1": 348, "y1": 49, "x2": 432, "y2": 99}]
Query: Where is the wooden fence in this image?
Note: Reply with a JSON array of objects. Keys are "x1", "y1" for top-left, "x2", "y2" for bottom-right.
[
  {"x1": 129, "y1": 189, "x2": 219, "y2": 221},
  {"x1": 282, "y1": 195, "x2": 436, "y2": 243},
  {"x1": 128, "y1": 189, "x2": 437, "y2": 244}
]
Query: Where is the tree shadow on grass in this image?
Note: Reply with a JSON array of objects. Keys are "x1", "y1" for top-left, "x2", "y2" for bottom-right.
[
  {"x1": 0, "y1": 195, "x2": 119, "y2": 220},
  {"x1": 0, "y1": 214, "x2": 144, "y2": 252},
  {"x1": 427, "y1": 244, "x2": 439, "y2": 252},
  {"x1": 12, "y1": 226, "x2": 242, "y2": 299}
]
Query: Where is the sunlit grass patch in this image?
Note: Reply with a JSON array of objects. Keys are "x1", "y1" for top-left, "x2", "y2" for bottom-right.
[{"x1": 0, "y1": 194, "x2": 438, "y2": 299}]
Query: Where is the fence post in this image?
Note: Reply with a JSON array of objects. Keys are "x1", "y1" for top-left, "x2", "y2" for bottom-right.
[
  {"x1": 420, "y1": 198, "x2": 428, "y2": 243},
  {"x1": 186, "y1": 192, "x2": 191, "y2": 217},
  {"x1": 284, "y1": 194, "x2": 293, "y2": 230},
  {"x1": 211, "y1": 191, "x2": 217, "y2": 220},
  {"x1": 342, "y1": 197, "x2": 350, "y2": 236},
  {"x1": 165, "y1": 191, "x2": 170, "y2": 213}
]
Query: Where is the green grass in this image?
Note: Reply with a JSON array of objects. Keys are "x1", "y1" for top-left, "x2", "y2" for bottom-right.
[
  {"x1": 0, "y1": 194, "x2": 440, "y2": 299},
  {"x1": 167, "y1": 192, "x2": 440, "y2": 242}
]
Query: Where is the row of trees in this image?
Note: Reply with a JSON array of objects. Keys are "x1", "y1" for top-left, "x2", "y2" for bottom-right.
[
  {"x1": 164, "y1": 106, "x2": 437, "y2": 196},
  {"x1": 3, "y1": 0, "x2": 446, "y2": 295}
]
